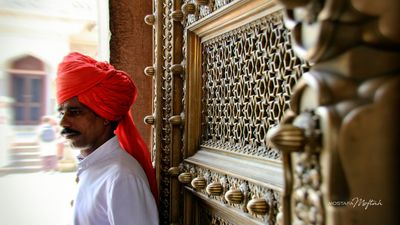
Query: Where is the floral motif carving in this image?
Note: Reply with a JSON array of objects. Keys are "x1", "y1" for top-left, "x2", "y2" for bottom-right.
[{"x1": 181, "y1": 163, "x2": 282, "y2": 224}]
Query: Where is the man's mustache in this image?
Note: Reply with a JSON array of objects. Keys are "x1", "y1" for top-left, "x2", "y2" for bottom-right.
[{"x1": 61, "y1": 128, "x2": 81, "y2": 136}]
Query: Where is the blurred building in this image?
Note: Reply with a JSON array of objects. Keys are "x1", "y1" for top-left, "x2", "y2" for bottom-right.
[{"x1": 0, "y1": 0, "x2": 104, "y2": 169}]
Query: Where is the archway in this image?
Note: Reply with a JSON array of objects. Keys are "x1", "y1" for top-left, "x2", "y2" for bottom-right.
[{"x1": 9, "y1": 55, "x2": 46, "y2": 125}]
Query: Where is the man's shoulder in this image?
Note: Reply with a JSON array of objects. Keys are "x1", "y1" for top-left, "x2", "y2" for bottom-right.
[{"x1": 103, "y1": 156, "x2": 146, "y2": 180}]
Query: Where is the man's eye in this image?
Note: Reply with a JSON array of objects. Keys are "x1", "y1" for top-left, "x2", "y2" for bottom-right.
[
  {"x1": 68, "y1": 110, "x2": 82, "y2": 116},
  {"x1": 58, "y1": 112, "x2": 65, "y2": 118}
]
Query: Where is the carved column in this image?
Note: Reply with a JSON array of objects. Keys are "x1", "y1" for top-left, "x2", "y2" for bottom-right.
[{"x1": 268, "y1": 0, "x2": 400, "y2": 225}]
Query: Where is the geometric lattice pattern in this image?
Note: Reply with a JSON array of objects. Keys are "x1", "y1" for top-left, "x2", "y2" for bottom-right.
[{"x1": 201, "y1": 13, "x2": 309, "y2": 160}]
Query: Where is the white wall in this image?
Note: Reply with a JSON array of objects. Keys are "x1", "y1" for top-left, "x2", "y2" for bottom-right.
[
  {"x1": 0, "y1": 96, "x2": 14, "y2": 167},
  {"x1": 0, "y1": 0, "x2": 100, "y2": 115},
  {"x1": 0, "y1": 0, "x2": 102, "y2": 167}
]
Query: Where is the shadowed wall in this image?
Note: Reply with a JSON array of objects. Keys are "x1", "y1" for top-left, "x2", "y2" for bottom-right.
[{"x1": 109, "y1": 0, "x2": 153, "y2": 148}]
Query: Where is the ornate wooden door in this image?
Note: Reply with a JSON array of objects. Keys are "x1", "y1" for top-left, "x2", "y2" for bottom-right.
[
  {"x1": 145, "y1": 0, "x2": 399, "y2": 225},
  {"x1": 146, "y1": 0, "x2": 307, "y2": 224}
]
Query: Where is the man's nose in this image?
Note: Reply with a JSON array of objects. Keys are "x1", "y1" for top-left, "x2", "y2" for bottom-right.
[{"x1": 59, "y1": 114, "x2": 70, "y2": 127}]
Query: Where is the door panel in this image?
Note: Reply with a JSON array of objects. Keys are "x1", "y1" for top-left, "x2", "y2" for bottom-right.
[
  {"x1": 185, "y1": 2, "x2": 290, "y2": 224},
  {"x1": 11, "y1": 74, "x2": 44, "y2": 125}
]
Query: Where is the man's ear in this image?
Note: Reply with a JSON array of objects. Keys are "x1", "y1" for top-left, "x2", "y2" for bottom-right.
[{"x1": 104, "y1": 120, "x2": 110, "y2": 125}]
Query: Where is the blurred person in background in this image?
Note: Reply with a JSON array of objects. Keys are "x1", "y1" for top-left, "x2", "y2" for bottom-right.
[{"x1": 37, "y1": 115, "x2": 58, "y2": 172}]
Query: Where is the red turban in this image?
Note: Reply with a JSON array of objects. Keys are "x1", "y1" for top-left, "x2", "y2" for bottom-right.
[{"x1": 56, "y1": 52, "x2": 157, "y2": 201}]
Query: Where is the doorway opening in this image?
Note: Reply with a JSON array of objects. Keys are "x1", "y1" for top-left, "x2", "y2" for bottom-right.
[
  {"x1": 10, "y1": 56, "x2": 46, "y2": 125},
  {"x1": 0, "y1": 1, "x2": 109, "y2": 224}
]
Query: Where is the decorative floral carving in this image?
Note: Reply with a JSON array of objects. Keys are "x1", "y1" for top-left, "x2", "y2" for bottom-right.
[{"x1": 181, "y1": 163, "x2": 281, "y2": 224}]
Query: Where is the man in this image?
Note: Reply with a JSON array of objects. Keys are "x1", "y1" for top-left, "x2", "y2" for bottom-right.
[
  {"x1": 37, "y1": 115, "x2": 58, "y2": 172},
  {"x1": 56, "y1": 52, "x2": 158, "y2": 225}
]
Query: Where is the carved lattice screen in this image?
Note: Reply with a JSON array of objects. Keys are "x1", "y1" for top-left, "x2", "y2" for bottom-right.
[
  {"x1": 201, "y1": 14, "x2": 309, "y2": 160},
  {"x1": 180, "y1": 11, "x2": 311, "y2": 224}
]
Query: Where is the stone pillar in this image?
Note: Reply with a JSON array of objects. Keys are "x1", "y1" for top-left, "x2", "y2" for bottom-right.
[{"x1": 109, "y1": 0, "x2": 153, "y2": 148}]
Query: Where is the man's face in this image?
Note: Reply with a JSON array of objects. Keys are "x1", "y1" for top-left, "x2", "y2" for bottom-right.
[{"x1": 58, "y1": 97, "x2": 108, "y2": 153}]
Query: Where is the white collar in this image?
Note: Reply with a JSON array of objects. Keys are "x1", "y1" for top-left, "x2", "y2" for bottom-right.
[{"x1": 77, "y1": 136, "x2": 120, "y2": 173}]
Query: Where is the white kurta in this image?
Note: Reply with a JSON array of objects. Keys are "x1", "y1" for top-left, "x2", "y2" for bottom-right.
[{"x1": 72, "y1": 136, "x2": 158, "y2": 225}]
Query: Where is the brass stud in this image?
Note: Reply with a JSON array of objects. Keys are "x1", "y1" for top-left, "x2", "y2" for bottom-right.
[
  {"x1": 247, "y1": 197, "x2": 269, "y2": 215},
  {"x1": 225, "y1": 189, "x2": 244, "y2": 204},
  {"x1": 144, "y1": 115, "x2": 155, "y2": 125},
  {"x1": 178, "y1": 172, "x2": 192, "y2": 184},
  {"x1": 191, "y1": 176, "x2": 206, "y2": 190},
  {"x1": 168, "y1": 167, "x2": 180, "y2": 177},
  {"x1": 170, "y1": 64, "x2": 184, "y2": 75},
  {"x1": 169, "y1": 115, "x2": 183, "y2": 125},
  {"x1": 171, "y1": 10, "x2": 184, "y2": 21},
  {"x1": 206, "y1": 182, "x2": 223, "y2": 196},
  {"x1": 144, "y1": 66, "x2": 155, "y2": 77},
  {"x1": 182, "y1": 2, "x2": 196, "y2": 15},
  {"x1": 267, "y1": 124, "x2": 306, "y2": 152},
  {"x1": 144, "y1": 14, "x2": 155, "y2": 26}
]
